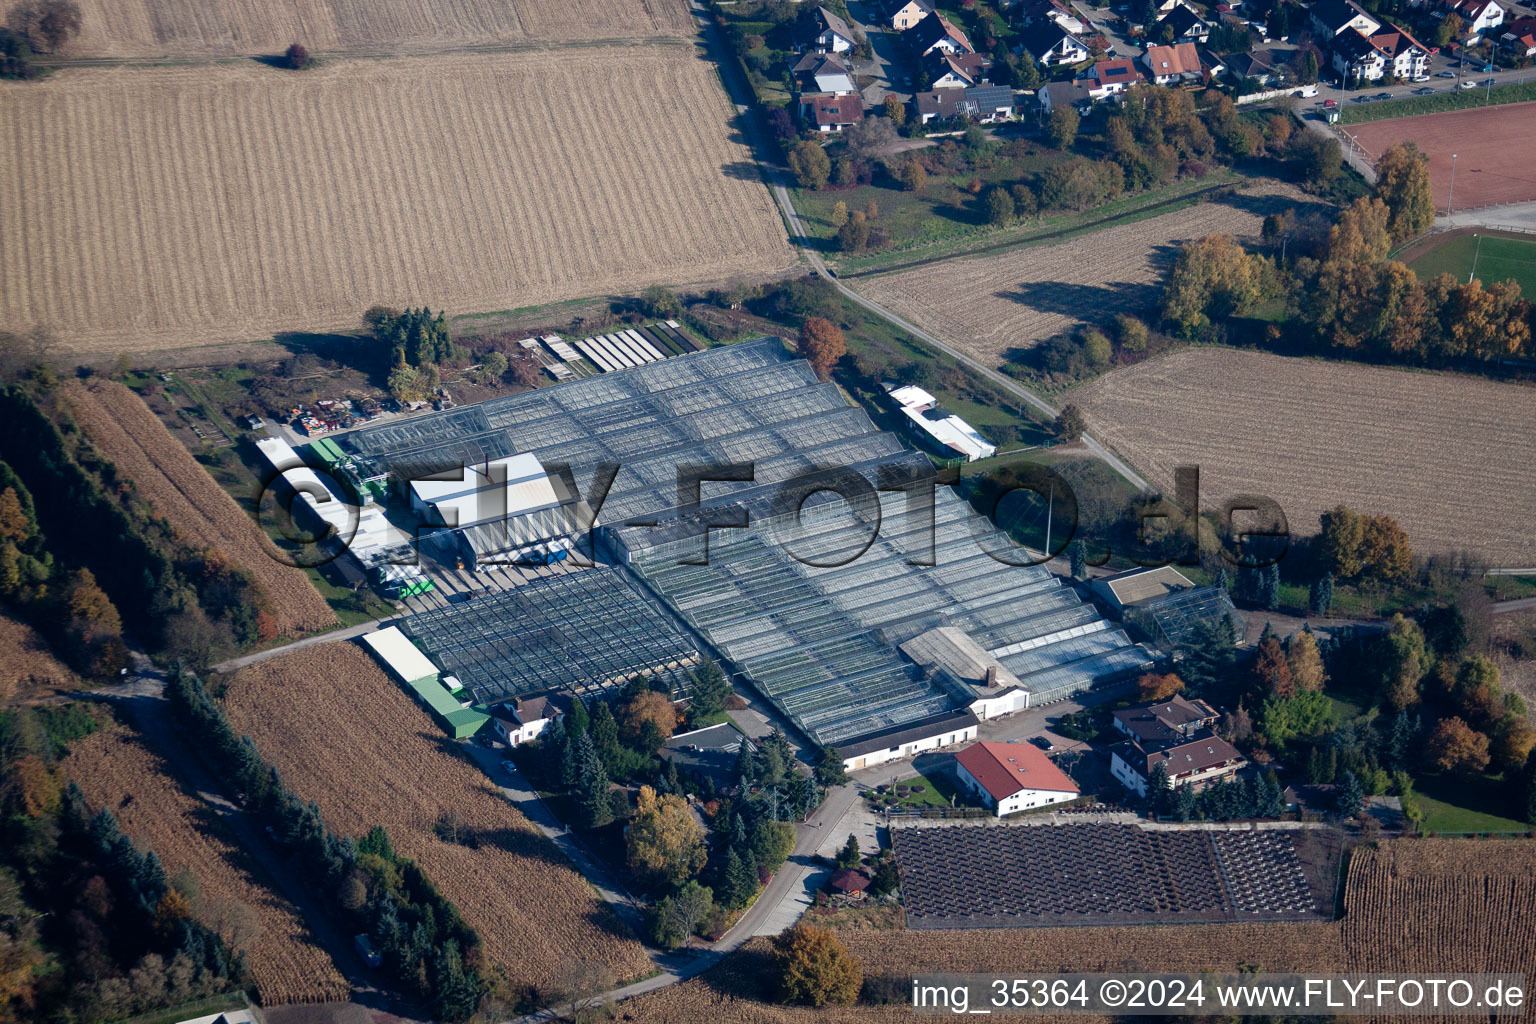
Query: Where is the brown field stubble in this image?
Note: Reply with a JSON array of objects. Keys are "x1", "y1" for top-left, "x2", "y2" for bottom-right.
[
  {"x1": 1068, "y1": 348, "x2": 1536, "y2": 565},
  {"x1": 60, "y1": 380, "x2": 335, "y2": 635},
  {"x1": 624, "y1": 839, "x2": 1536, "y2": 1024},
  {"x1": 65, "y1": 722, "x2": 352, "y2": 1005},
  {"x1": 858, "y1": 183, "x2": 1310, "y2": 367},
  {"x1": 0, "y1": 615, "x2": 76, "y2": 702},
  {"x1": 69, "y1": 0, "x2": 692, "y2": 59},
  {"x1": 219, "y1": 643, "x2": 653, "y2": 991},
  {"x1": 0, "y1": 51, "x2": 794, "y2": 356}
]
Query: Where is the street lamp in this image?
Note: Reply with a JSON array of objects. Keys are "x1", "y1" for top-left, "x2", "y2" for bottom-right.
[{"x1": 1448, "y1": 153, "x2": 1458, "y2": 216}]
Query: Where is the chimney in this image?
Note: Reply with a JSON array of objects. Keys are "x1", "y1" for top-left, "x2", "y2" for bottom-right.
[{"x1": 985, "y1": 665, "x2": 998, "y2": 688}]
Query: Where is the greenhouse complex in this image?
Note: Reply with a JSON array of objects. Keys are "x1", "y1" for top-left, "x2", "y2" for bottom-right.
[{"x1": 340, "y1": 338, "x2": 1157, "y2": 769}]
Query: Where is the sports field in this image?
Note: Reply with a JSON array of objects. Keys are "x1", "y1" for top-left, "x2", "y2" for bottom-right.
[
  {"x1": 1349, "y1": 102, "x2": 1536, "y2": 211},
  {"x1": 1404, "y1": 230, "x2": 1536, "y2": 294}
]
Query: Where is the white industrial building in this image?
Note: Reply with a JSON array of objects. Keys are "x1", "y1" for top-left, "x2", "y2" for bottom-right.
[
  {"x1": 953, "y1": 740, "x2": 1080, "y2": 815},
  {"x1": 886, "y1": 384, "x2": 997, "y2": 462}
]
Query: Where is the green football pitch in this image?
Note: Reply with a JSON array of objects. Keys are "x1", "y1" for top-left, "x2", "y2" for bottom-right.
[{"x1": 1406, "y1": 232, "x2": 1536, "y2": 294}]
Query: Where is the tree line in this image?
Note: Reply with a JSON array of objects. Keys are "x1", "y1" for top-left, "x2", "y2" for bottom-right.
[
  {"x1": 0, "y1": 382, "x2": 275, "y2": 679},
  {"x1": 165, "y1": 669, "x2": 484, "y2": 1020},
  {"x1": 0, "y1": 704, "x2": 247, "y2": 1024}
]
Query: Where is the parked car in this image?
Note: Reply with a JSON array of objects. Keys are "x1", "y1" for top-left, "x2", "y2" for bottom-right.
[
  {"x1": 1414, "y1": 87, "x2": 1435, "y2": 94},
  {"x1": 1321, "y1": 98, "x2": 1338, "y2": 107},
  {"x1": 1375, "y1": 92, "x2": 1393, "y2": 99},
  {"x1": 502, "y1": 759, "x2": 518, "y2": 773},
  {"x1": 1437, "y1": 70, "x2": 1457, "y2": 78},
  {"x1": 1460, "y1": 80, "x2": 1478, "y2": 88},
  {"x1": 1030, "y1": 735, "x2": 1056, "y2": 752},
  {"x1": 1354, "y1": 95, "x2": 1372, "y2": 102}
]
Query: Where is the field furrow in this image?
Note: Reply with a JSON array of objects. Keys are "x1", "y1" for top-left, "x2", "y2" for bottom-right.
[{"x1": 0, "y1": 50, "x2": 793, "y2": 356}]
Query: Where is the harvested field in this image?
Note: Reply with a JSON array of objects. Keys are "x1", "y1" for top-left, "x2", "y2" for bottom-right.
[
  {"x1": 1350, "y1": 102, "x2": 1536, "y2": 212},
  {"x1": 60, "y1": 379, "x2": 335, "y2": 636},
  {"x1": 64, "y1": 721, "x2": 351, "y2": 1006},
  {"x1": 0, "y1": 615, "x2": 75, "y2": 702},
  {"x1": 70, "y1": 0, "x2": 692, "y2": 59},
  {"x1": 219, "y1": 642, "x2": 652, "y2": 991},
  {"x1": 1068, "y1": 348, "x2": 1536, "y2": 566},
  {"x1": 623, "y1": 838, "x2": 1536, "y2": 1024},
  {"x1": 858, "y1": 183, "x2": 1312, "y2": 366},
  {"x1": 0, "y1": 51, "x2": 794, "y2": 357}
]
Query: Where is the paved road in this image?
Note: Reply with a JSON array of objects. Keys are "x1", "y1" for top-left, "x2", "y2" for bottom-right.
[{"x1": 1494, "y1": 595, "x2": 1536, "y2": 614}]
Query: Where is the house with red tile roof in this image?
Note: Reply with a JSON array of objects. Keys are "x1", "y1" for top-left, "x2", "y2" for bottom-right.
[{"x1": 953, "y1": 741, "x2": 1079, "y2": 816}]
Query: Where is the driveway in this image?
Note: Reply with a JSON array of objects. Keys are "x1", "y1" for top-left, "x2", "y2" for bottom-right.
[{"x1": 846, "y1": 0, "x2": 906, "y2": 106}]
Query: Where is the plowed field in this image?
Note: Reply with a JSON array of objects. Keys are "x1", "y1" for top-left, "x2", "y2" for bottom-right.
[
  {"x1": 219, "y1": 642, "x2": 652, "y2": 991},
  {"x1": 0, "y1": 50, "x2": 793, "y2": 356},
  {"x1": 1068, "y1": 348, "x2": 1536, "y2": 566}
]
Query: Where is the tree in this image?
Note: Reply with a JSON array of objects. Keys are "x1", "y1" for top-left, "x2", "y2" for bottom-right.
[
  {"x1": 1359, "y1": 514, "x2": 1413, "y2": 583},
  {"x1": 1137, "y1": 672, "x2": 1184, "y2": 702},
  {"x1": 1146, "y1": 760, "x2": 1171, "y2": 799},
  {"x1": 1434, "y1": 12, "x2": 1463, "y2": 47},
  {"x1": 899, "y1": 158, "x2": 927, "y2": 192},
  {"x1": 984, "y1": 186, "x2": 1015, "y2": 227},
  {"x1": 1260, "y1": 562, "x2": 1281, "y2": 611},
  {"x1": 1334, "y1": 769, "x2": 1365, "y2": 818},
  {"x1": 835, "y1": 833, "x2": 861, "y2": 869},
  {"x1": 1159, "y1": 234, "x2": 1268, "y2": 338},
  {"x1": 842, "y1": 116, "x2": 898, "y2": 162},
  {"x1": 1069, "y1": 540, "x2": 1086, "y2": 580},
  {"x1": 836, "y1": 210, "x2": 871, "y2": 252},
  {"x1": 387, "y1": 363, "x2": 424, "y2": 404},
  {"x1": 1382, "y1": 614, "x2": 1428, "y2": 711},
  {"x1": 1046, "y1": 106, "x2": 1080, "y2": 150},
  {"x1": 686, "y1": 659, "x2": 732, "y2": 724},
  {"x1": 1494, "y1": 719, "x2": 1536, "y2": 773},
  {"x1": 282, "y1": 42, "x2": 310, "y2": 69},
  {"x1": 814, "y1": 745, "x2": 848, "y2": 786},
  {"x1": 1426, "y1": 717, "x2": 1491, "y2": 776},
  {"x1": 1253, "y1": 632, "x2": 1294, "y2": 698},
  {"x1": 721, "y1": 847, "x2": 758, "y2": 909},
  {"x1": 1309, "y1": 572, "x2": 1334, "y2": 616},
  {"x1": 1373, "y1": 142, "x2": 1435, "y2": 243},
  {"x1": 772, "y1": 922, "x2": 862, "y2": 1007},
  {"x1": 1286, "y1": 630, "x2": 1327, "y2": 693},
  {"x1": 626, "y1": 786, "x2": 707, "y2": 886},
  {"x1": 1326, "y1": 197, "x2": 1393, "y2": 264},
  {"x1": 573, "y1": 732, "x2": 613, "y2": 828},
  {"x1": 1318, "y1": 506, "x2": 1364, "y2": 580},
  {"x1": 787, "y1": 141, "x2": 831, "y2": 189},
  {"x1": 1053, "y1": 403, "x2": 1087, "y2": 441},
  {"x1": 797, "y1": 317, "x2": 846, "y2": 380},
  {"x1": 750, "y1": 818, "x2": 796, "y2": 871},
  {"x1": 1521, "y1": 749, "x2": 1536, "y2": 825},
  {"x1": 654, "y1": 881, "x2": 714, "y2": 949},
  {"x1": 551, "y1": 959, "x2": 616, "y2": 1024},
  {"x1": 0, "y1": 488, "x2": 28, "y2": 544},
  {"x1": 829, "y1": 200, "x2": 849, "y2": 228},
  {"x1": 882, "y1": 94, "x2": 906, "y2": 124},
  {"x1": 1013, "y1": 49, "x2": 1041, "y2": 89},
  {"x1": 8, "y1": 0, "x2": 81, "y2": 52},
  {"x1": 618, "y1": 691, "x2": 677, "y2": 746}
]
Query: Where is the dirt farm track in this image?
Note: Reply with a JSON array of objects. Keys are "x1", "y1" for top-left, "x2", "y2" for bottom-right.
[
  {"x1": 1349, "y1": 101, "x2": 1536, "y2": 212},
  {"x1": 0, "y1": 50, "x2": 794, "y2": 357},
  {"x1": 1069, "y1": 348, "x2": 1536, "y2": 566}
]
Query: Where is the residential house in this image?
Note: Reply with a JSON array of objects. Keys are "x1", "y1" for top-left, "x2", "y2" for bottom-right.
[
  {"x1": 1085, "y1": 56, "x2": 1145, "y2": 96},
  {"x1": 909, "y1": 11, "x2": 974, "y2": 54},
  {"x1": 886, "y1": 382, "x2": 996, "y2": 460},
  {"x1": 915, "y1": 88, "x2": 965, "y2": 121},
  {"x1": 1112, "y1": 731, "x2": 1247, "y2": 796},
  {"x1": 488, "y1": 693, "x2": 567, "y2": 746},
  {"x1": 926, "y1": 49, "x2": 990, "y2": 88},
  {"x1": 809, "y1": 5, "x2": 858, "y2": 52},
  {"x1": 1141, "y1": 40, "x2": 1204, "y2": 83},
  {"x1": 1441, "y1": 0, "x2": 1504, "y2": 38},
  {"x1": 801, "y1": 91, "x2": 865, "y2": 131},
  {"x1": 1016, "y1": 19, "x2": 1091, "y2": 66},
  {"x1": 954, "y1": 741, "x2": 1080, "y2": 815},
  {"x1": 1309, "y1": 0, "x2": 1381, "y2": 38},
  {"x1": 1154, "y1": 1, "x2": 1211, "y2": 42},
  {"x1": 1332, "y1": 23, "x2": 1430, "y2": 82},
  {"x1": 1037, "y1": 77, "x2": 1095, "y2": 117},
  {"x1": 1222, "y1": 46, "x2": 1284, "y2": 83},
  {"x1": 965, "y1": 83, "x2": 1017, "y2": 121},
  {"x1": 889, "y1": 0, "x2": 935, "y2": 30},
  {"x1": 792, "y1": 50, "x2": 857, "y2": 93},
  {"x1": 1108, "y1": 695, "x2": 1246, "y2": 797},
  {"x1": 1018, "y1": 0, "x2": 1087, "y2": 34},
  {"x1": 1501, "y1": 14, "x2": 1536, "y2": 55}
]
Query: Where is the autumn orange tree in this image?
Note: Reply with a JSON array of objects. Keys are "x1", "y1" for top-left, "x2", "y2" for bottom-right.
[
  {"x1": 772, "y1": 921, "x2": 862, "y2": 1007},
  {"x1": 797, "y1": 317, "x2": 846, "y2": 380},
  {"x1": 1285, "y1": 630, "x2": 1326, "y2": 693},
  {"x1": 1426, "y1": 717, "x2": 1491, "y2": 776},
  {"x1": 1137, "y1": 672, "x2": 1184, "y2": 702},
  {"x1": 618, "y1": 690, "x2": 677, "y2": 748},
  {"x1": 626, "y1": 785, "x2": 707, "y2": 888}
]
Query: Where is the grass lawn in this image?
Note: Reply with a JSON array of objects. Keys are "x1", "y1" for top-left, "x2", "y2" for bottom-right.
[
  {"x1": 1488, "y1": 574, "x2": 1536, "y2": 601},
  {"x1": 873, "y1": 768, "x2": 969, "y2": 810},
  {"x1": 1338, "y1": 79, "x2": 1536, "y2": 124},
  {"x1": 1416, "y1": 773, "x2": 1532, "y2": 834},
  {"x1": 1406, "y1": 232, "x2": 1536, "y2": 294}
]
